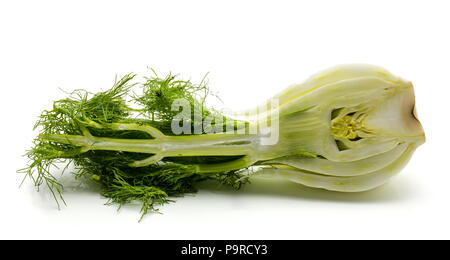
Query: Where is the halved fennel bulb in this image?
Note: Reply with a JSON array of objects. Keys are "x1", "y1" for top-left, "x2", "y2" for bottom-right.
[
  {"x1": 36, "y1": 64, "x2": 425, "y2": 194},
  {"x1": 245, "y1": 64, "x2": 425, "y2": 191}
]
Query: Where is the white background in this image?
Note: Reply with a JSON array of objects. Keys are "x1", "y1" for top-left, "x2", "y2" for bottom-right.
[{"x1": 1, "y1": 0, "x2": 449, "y2": 239}]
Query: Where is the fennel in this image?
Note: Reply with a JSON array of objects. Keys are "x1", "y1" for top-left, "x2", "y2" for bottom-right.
[{"x1": 20, "y1": 65, "x2": 425, "y2": 219}]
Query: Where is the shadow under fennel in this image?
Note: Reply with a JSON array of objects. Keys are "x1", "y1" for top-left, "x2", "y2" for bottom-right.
[{"x1": 196, "y1": 174, "x2": 417, "y2": 204}]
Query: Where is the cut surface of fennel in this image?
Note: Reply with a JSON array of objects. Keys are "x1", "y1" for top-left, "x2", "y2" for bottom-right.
[{"x1": 248, "y1": 64, "x2": 425, "y2": 191}]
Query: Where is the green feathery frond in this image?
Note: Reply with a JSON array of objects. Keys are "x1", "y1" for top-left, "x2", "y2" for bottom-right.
[{"x1": 21, "y1": 70, "x2": 249, "y2": 220}]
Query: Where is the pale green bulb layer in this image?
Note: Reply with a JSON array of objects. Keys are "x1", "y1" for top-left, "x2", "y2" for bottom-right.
[{"x1": 250, "y1": 64, "x2": 425, "y2": 191}]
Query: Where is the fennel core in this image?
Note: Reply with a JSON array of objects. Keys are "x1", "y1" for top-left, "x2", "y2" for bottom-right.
[{"x1": 21, "y1": 65, "x2": 425, "y2": 219}]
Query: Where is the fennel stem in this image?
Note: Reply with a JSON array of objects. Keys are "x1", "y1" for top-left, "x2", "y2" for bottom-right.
[{"x1": 40, "y1": 122, "x2": 258, "y2": 173}]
